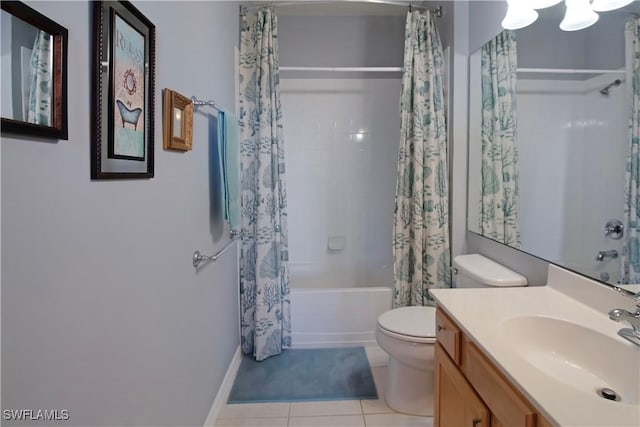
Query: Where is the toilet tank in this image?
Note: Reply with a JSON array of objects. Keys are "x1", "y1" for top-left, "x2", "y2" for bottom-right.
[{"x1": 453, "y1": 254, "x2": 528, "y2": 288}]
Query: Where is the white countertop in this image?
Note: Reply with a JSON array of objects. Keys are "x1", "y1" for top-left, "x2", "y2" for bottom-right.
[
  {"x1": 618, "y1": 283, "x2": 640, "y2": 294},
  {"x1": 430, "y1": 285, "x2": 640, "y2": 427}
]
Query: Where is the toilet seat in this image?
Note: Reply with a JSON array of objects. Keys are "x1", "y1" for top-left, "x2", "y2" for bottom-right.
[{"x1": 377, "y1": 306, "x2": 437, "y2": 344}]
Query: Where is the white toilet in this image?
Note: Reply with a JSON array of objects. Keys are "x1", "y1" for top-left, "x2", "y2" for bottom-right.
[{"x1": 375, "y1": 254, "x2": 527, "y2": 416}]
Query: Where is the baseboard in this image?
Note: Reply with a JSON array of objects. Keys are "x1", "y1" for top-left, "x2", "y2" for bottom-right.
[{"x1": 203, "y1": 346, "x2": 242, "y2": 427}]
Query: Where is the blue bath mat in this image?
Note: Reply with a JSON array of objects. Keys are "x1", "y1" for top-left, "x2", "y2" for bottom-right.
[{"x1": 227, "y1": 347, "x2": 378, "y2": 403}]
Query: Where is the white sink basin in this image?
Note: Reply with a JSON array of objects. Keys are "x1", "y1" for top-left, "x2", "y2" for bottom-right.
[{"x1": 499, "y1": 315, "x2": 640, "y2": 405}]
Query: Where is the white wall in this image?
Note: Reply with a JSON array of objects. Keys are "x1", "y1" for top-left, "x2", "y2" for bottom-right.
[
  {"x1": 279, "y1": 15, "x2": 405, "y2": 68},
  {"x1": 516, "y1": 4, "x2": 628, "y2": 71},
  {"x1": 572, "y1": 75, "x2": 627, "y2": 282},
  {"x1": 450, "y1": 0, "x2": 470, "y2": 260},
  {"x1": 516, "y1": 79, "x2": 577, "y2": 264},
  {"x1": 516, "y1": 76, "x2": 627, "y2": 284},
  {"x1": 281, "y1": 78, "x2": 400, "y2": 288},
  {"x1": 468, "y1": 0, "x2": 507, "y2": 53},
  {"x1": 1, "y1": 1, "x2": 240, "y2": 425}
]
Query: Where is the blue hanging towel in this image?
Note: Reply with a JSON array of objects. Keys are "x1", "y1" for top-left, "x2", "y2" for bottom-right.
[{"x1": 217, "y1": 109, "x2": 240, "y2": 232}]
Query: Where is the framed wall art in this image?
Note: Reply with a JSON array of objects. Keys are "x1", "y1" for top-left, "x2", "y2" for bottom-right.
[
  {"x1": 91, "y1": 1, "x2": 155, "y2": 179},
  {"x1": 1, "y1": 1, "x2": 69, "y2": 140},
  {"x1": 162, "y1": 89, "x2": 193, "y2": 152}
]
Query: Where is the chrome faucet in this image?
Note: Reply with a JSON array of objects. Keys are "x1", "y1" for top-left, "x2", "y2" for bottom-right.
[
  {"x1": 609, "y1": 290, "x2": 640, "y2": 346},
  {"x1": 596, "y1": 249, "x2": 618, "y2": 261}
]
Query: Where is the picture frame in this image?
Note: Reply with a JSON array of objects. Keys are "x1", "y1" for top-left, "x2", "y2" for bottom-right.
[
  {"x1": 162, "y1": 89, "x2": 193, "y2": 151},
  {"x1": 91, "y1": 1, "x2": 155, "y2": 179},
  {"x1": 1, "y1": 1, "x2": 69, "y2": 140}
]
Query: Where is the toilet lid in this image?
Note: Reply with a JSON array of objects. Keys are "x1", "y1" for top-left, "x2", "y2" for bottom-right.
[{"x1": 377, "y1": 306, "x2": 436, "y2": 338}]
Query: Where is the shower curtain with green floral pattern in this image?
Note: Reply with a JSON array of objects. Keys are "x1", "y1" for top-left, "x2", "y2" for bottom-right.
[
  {"x1": 480, "y1": 31, "x2": 521, "y2": 247},
  {"x1": 28, "y1": 31, "x2": 52, "y2": 126},
  {"x1": 238, "y1": 7, "x2": 291, "y2": 361},
  {"x1": 622, "y1": 17, "x2": 640, "y2": 284},
  {"x1": 393, "y1": 10, "x2": 450, "y2": 308}
]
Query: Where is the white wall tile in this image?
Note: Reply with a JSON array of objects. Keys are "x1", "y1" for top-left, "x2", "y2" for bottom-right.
[{"x1": 281, "y1": 78, "x2": 401, "y2": 288}]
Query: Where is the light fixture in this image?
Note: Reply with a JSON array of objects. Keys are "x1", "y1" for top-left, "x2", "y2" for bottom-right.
[
  {"x1": 501, "y1": 0, "x2": 539, "y2": 30},
  {"x1": 591, "y1": 0, "x2": 634, "y2": 12},
  {"x1": 530, "y1": 0, "x2": 563, "y2": 9},
  {"x1": 560, "y1": 0, "x2": 599, "y2": 31}
]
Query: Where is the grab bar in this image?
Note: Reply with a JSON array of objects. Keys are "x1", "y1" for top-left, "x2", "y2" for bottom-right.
[{"x1": 193, "y1": 230, "x2": 241, "y2": 268}]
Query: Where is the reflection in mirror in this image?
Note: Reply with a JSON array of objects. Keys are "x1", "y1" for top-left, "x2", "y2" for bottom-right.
[
  {"x1": 0, "y1": 1, "x2": 68, "y2": 140},
  {"x1": 468, "y1": 3, "x2": 639, "y2": 288},
  {"x1": 172, "y1": 107, "x2": 182, "y2": 139},
  {"x1": 0, "y1": 11, "x2": 53, "y2": 124}
]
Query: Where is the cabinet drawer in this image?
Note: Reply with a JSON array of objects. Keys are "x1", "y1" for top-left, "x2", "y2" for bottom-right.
[
  {"x1": 463, "y1": 340, "x2": 537, "y2": 427},
  {"x1": 436, "y1": 308, "x2": 461, "y2": 365}
]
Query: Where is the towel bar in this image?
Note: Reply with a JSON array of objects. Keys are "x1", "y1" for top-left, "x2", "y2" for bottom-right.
[
  {"x1": 191, "y1": 96, "x2": 222, "y2": 112},
  {"x1": 193, "y1": 231, "x2": 241, "y2": 268}
]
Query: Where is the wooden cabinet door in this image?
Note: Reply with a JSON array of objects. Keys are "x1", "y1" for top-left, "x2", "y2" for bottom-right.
[
  {"x1": 462, "y1": 340, "x2": 537, "y2": 427},
  {"x1": 435, "y1": 343, "x2": 491, "y2": 427}
]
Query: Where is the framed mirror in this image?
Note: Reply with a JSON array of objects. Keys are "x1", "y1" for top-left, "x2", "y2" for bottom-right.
[
  {"x1": 162, "y1": 88, "x2": 193, "y2": 152},
  {"x1": 467, "y1": 3, "x2": 639, "y2": 289},
  {"x1": 1, "y1": 1, "x2": 68, "y2": 140}
]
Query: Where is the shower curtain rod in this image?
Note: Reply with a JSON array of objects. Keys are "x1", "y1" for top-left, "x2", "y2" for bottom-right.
[
  {"x1": 280, "y1": 66, "x2": 403, "y2": 72},
  {"x1": 242, "y1": 1, "x2": 442, "y2": 17},
  {"x1": 516, "y1": 67, "x2": 625, "y2": 74}
]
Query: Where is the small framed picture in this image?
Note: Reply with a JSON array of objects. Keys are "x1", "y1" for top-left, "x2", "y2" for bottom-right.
[{"x1": 162, "y1": 89, "x2": 193, "y2": 151}]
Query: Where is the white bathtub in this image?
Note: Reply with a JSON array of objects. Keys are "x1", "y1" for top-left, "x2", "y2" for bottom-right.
[{"x1": 290, "y1": 286, "x2": 393, "y2": 348}]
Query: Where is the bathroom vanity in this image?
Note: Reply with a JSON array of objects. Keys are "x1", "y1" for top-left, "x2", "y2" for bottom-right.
[
  {"x1": 434, "y1": 307, "x2": 550, "y2": 427},
  {"x1": 430, "y1": 265, "x2": 640, "y2": 427}
]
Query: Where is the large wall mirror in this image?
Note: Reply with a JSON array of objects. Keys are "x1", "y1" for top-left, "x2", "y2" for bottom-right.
[
  {"x1": 1, "y1": 1, "x2": 68, "y2": 140},
  {"x1": 468, "y1": 2, "x2": 639, "y2": 289}
]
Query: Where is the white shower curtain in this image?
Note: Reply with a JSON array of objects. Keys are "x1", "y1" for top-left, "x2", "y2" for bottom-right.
[
  {"x1": 393, "y1": 10, "x2": 450, "y2": 308},
  {"x1": 28, "y1": 30, "x2": 52, "y2": 126},
  {"x1": 238, "y1": 7, "x2": 291, "y2": 361},
  {"x1": 622, "y1": 17, "x2": 640, "y2": 284},
  {"x1": 480, "y1": 31, "x2": 521, "y2": 248}
]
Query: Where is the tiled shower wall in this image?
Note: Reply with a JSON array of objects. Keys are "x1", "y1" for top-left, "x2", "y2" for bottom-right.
[
  {"x1": 280, "y1": 78, "x2": 402, "y2": 288},
  {"x1": 517, "y1": 75, "x2": 627, "y2": 283}
]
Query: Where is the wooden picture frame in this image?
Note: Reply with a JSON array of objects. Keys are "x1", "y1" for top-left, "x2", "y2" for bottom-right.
[
  {"x1": 1, "y1": 1, "x2": 68, "y2": 140},
  {"x1": 162, "y1": 89, "x2": 193, "y2": 151},
  {"x1": 91, "y1": 1, "x2": 155, "y2": 179}
]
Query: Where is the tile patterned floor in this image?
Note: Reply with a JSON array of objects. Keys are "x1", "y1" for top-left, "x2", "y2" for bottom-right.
[{"x1": 215, "y1": 346, "x2": 434, "y2": 427}]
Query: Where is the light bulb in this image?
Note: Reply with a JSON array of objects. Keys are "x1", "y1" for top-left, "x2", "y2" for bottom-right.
[
  {"x1": 502, "y1": 0, "x2": 539, "y2": 30},
  {"x1": 591, "y1": 0, "x2": 634, "y2": 12},
  {"x1": 560, "y1": 0, "x2": 599, "y2": 31}
]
